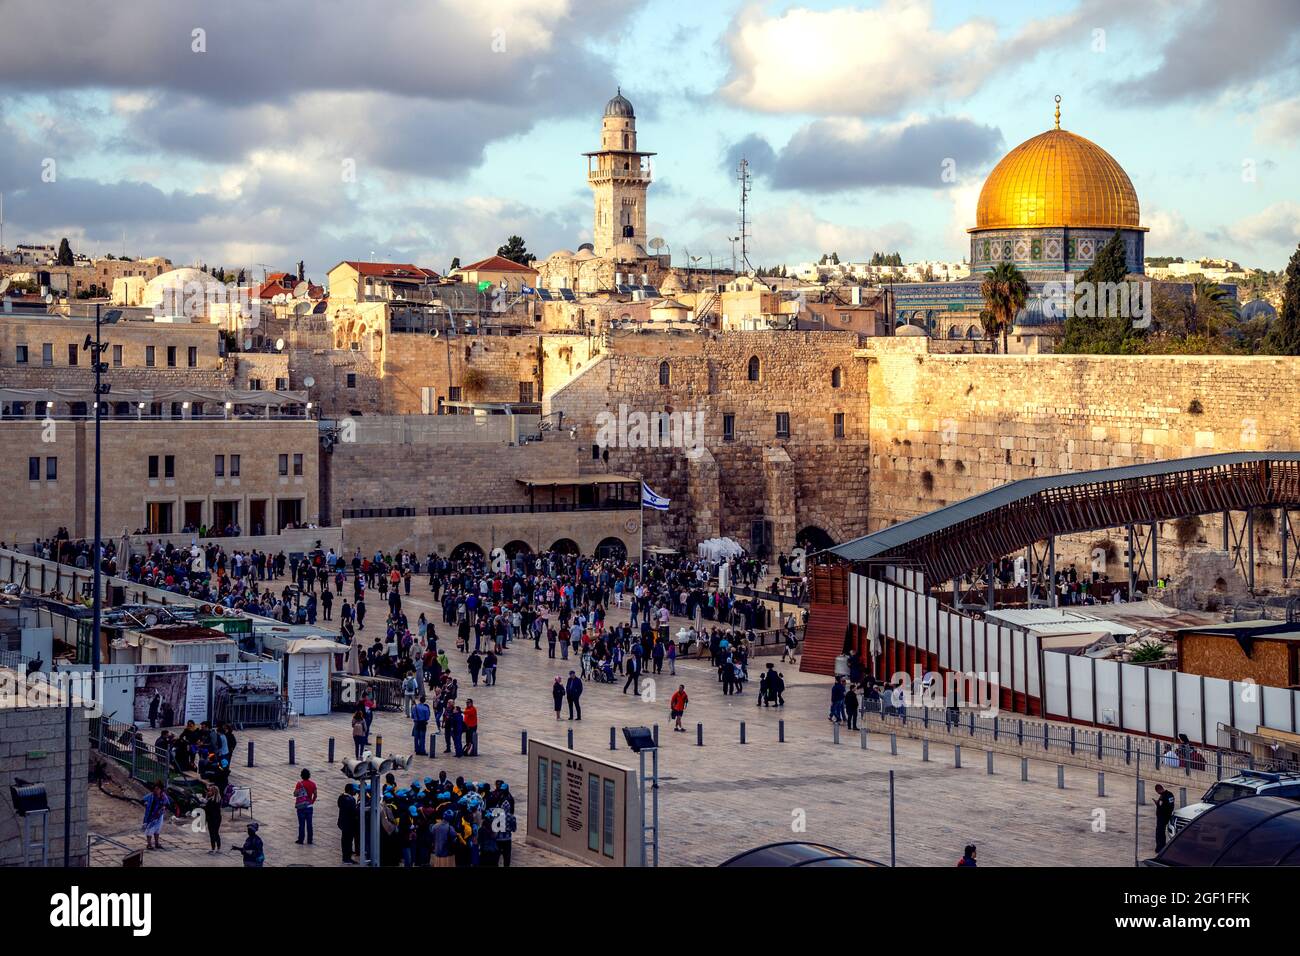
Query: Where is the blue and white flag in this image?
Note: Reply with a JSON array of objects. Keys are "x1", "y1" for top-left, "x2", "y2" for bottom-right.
[
  {"x1": 520, "y1": 285, "x2": 537, "y2": 295},
  {"x1": 641, "y1": 481, "x2": 669, "y2": 511}
]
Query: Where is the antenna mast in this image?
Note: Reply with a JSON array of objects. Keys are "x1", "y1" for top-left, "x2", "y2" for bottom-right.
[{"x1": 737, "y1": 158, "x2": 752, "y2": 275}]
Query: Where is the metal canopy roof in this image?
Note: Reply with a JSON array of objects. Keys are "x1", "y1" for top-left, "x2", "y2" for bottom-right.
[{"x1": 829, "y1": 452, "x2": 1300, "y2": 583}]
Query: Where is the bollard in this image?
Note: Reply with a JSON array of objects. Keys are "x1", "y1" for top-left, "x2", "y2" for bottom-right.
[
  {"x1": 567, "y1": 728, "x2": 574, "y2": 749},
  {"x1": 779, "y1": 720, "x2": 785, "y2": 743},
  {"x1": 288, "y1": 739, "x2": 296, "y2": 765},
  {"x1": 1179, "y1": 787, "x2": 1187, "y2": 808},
  {"x1": 653, "y1": 725, "x2": 659, "y2": 747},
  {"x1": 986, "y1": 750, "x2": 994, "y2": 775},
  {"x1": 860, "y1": 728, "x2": 868, "y2": 750},
  {"x1": 833, "y1": 723, "x2": 840, "y2": 745},
  {"x1": 1098, "y1": 772, "x2": 1106, "y2": 798},
  {"x1": 954, "y1": 745, "x2": 961, "y2": 769},
  {"x1": 1137, "y1": 780, "x2": 1145, "y2": 806},
  {"x1": 890, "y1": 733, "x2": 898, "y2": 755},
  {"x1": 610, "y1": 727, "x2": 617, "y2": 751},
  {"x1": 1021, "y1": 757, "x2": 1028, "y2": 781},
  {"x1": 429, "y1": 733, "x2": 437, "y2": 759},
  {"x1": 697, "y1": 723, "x2": 703, "y2": 747},
  {"x1": 375, "y1": 735, "x2": 383, "y2": 758},
  {"x1": 1057, "y1": 765, "x2": 1065, "y2": 789},
  {"x1": 247, "y1": 740, "x2": 255, "y2": 768},
  {"x1": 520, "y1": 730, "x2": 528, "y2": 755},
  {"x1": 922, "y1": 738, "x2": 929, "y2": 762},
  {"x1": 740, "y1": 721, "x2": 746, "y2": 745},
  {"x1": 328, "y1": 737, "x2": 335, "y2": 764}
]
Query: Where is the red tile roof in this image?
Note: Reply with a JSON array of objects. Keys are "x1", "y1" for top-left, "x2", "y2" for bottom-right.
[
  {"x1": 459, "y1": 255, "x2": 537, "y2": 273},
  {"x1": 336, "y1": 260, "x2": 438, "y2": 280}
]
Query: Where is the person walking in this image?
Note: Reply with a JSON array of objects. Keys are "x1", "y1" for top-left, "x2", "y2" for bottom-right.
[
  {"x1": 566, "y1": 670, "x2": 584, "y2": 720},
  {"x1": 411, "y1": 696, "x2": 431, "y2": 755},
  {"x1": 622, "y1": 653, "x2": 641, "y2": 696},
  {"x1": 351, "y1": 709, "x2": 368, "y2": 759},
  {"x1": 202, "y1": 783, "x2": 223, "y2": 853},
  {"x1": 141, "y1": 780, "x2": 171, "y2": 851},
  {"x1": 402, "y1": 672, "x2": 418, "y2": 716},
  {"x1": 463, "y1": 699, "x2": 479, "y2": 756},
  {"x1": 845, "y1": 684, "x2": 860, "y2": 730},
  {"x1": 551, "y1": 676, "x2": 565, "y2": 720},
  {"x1": 670, "y1": 685, "x2": 688, "y2": 732},
  {"x1": 234, "y1": 822, "x2": 265, "y2": 867},
  {"x1": 957, "y1": 844, "x2": 977, "y2": 867},
  {"x1": 1154, "y1": 784, "x2": 1175, "y2": 852},
  {"x1": 467, "y1": 650, "x2": 482, "y2": 687},
  {"x1": 293, "y1": 768, "x2": 317, "y2": 845},
  {"x1": 829, "y1": 677, "x2": 846, "y2": 723},
  {"x1": 337, "y1": 784, "x2": 359, "y2": 864}
]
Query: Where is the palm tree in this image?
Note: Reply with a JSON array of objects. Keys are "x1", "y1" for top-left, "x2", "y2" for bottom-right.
[
  {"x1": 1186, "y1": 277, "x2": 1239, "y2": 340},
  {"x1": 978, "y1": 309, "x2": 998, "y2": 350},
  {"x1": 980, "y1": 262, "x2": 1030, "y2": 353}
]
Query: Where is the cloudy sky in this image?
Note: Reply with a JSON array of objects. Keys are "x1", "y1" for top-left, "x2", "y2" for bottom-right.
[{"x1": 1, "y1": 0, "x2": 1297, "y2": 278}]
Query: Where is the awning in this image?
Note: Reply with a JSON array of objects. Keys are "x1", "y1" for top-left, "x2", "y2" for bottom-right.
[{"x1": 517, "y1": 474, "x2": 638, "y2": 487}]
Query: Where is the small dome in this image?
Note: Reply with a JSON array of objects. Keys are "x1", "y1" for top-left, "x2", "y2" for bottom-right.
[
  {"x1": 572, "y1": 248, "x2": 596, "y2": 261},
  {"x1": 612, "y1": 241, "x2": 645, "y2": 262},
  {"x1": 895, "y1": 324, "x2": 926, "y2": 337},
  {"x1": 548, "y1": 249, "x2": 574, "y2": 260},
  {"x1": 1241, "y1": 299, "x2": 1276, "y2": 322},
  {"x1": 1012, "y1": 297, "x2": 1062, "y2": 329},
  {"x1": 142, "y1": 267, "x2": 227, "y2": 311},
  {"x1": 604, "y1": 89, "x2": 634, "y2": 118}
]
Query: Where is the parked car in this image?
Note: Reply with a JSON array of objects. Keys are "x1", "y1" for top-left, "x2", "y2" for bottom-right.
[{"x1": 1167, "y1": 770, "x2": 1300, "y2": 842}]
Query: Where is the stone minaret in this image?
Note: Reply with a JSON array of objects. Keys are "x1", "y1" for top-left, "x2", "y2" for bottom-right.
[{"x1": 584, "y1": 89, "x2": 655, "y2": 258}]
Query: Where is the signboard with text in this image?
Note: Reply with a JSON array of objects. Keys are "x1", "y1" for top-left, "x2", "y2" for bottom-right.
[{"x1": 526, "y1": 738, "x2": 641, "y2": 867}]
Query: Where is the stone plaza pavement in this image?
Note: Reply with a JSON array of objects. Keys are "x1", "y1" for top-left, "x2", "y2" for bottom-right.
[{"x1": 90, "y1": 589, "x2": 1154, "y2": 867}]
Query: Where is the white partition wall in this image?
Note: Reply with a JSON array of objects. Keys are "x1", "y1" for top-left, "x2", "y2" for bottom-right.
[{"x1": 848, "y1": 569, "x2": 1300, "y2": 745}]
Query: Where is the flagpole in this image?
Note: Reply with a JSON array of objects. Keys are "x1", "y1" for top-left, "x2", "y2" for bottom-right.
[{"x1": 638, "y1": 477, "x2": 645, "y2": 576}]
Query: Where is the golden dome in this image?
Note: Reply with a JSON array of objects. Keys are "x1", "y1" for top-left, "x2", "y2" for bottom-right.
[{"x1": 974, "y1": 125, "x2": 1141, "y2": 231}]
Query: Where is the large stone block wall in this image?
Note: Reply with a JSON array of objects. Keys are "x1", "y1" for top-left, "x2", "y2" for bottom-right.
[
  {"x1": 0, "y1": 688, "x2": 90, "y2": 867},
  {"x1": 546, "y1": 330, "x2": 873, "y2": 553},
  {"x1": 341, "y1": 509, "x2": 639, "y2": 559},
  {"x1": 862, "y1": 338, "x2": 1300, "y2": 583}
]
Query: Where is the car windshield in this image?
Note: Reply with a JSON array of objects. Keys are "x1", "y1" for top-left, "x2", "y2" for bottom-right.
[{"x1": 1202, "y1": 783, "x2": 1257, "y2": 805}]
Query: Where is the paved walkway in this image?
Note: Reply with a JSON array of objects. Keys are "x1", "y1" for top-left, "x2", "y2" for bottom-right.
[{"x1": 90, "y1": 586, "x2": 1157, "y2": 867}]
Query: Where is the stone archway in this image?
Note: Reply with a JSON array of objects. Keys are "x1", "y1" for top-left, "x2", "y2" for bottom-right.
[
  {"x1": 550, "y1": 538, "x2": 580, "y2": 556},
  {"x1": 503, "y1": 540, "x2": 532, "y2": 559},
  {"x1": 595, "y1": 536, "x2": 627, "y2": 561},
  {"x1": 449, "y1": 541, "x2": 485, "y2": 564},
  {"x1": 796, "y1": 525, "x2": 837, "y2": 553}
]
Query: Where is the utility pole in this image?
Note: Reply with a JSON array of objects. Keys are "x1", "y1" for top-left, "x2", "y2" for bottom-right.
[{"x1": 737, "y1": 158, "x2": 752, "y2": 275}]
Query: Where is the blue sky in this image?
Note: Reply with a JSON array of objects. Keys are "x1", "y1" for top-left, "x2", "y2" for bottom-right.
[{"x1": 1, "y1": 0, "x2": 1297, "y2": 278}]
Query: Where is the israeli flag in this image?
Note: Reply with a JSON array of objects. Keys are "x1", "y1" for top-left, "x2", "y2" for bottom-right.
[{"x1": 641, "y1": 481, "x2": 669, "y2": 511}]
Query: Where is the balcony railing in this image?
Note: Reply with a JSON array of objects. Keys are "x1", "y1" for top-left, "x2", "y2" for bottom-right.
[{"x1": 342, "y1": 500, "x2": 640, "y2": 520}]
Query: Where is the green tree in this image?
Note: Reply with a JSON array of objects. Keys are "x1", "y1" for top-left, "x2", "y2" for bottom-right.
[
  {"x1": 1263, "y1": 243, "x2": 1300, "y2": 355},
  {"x1": 496, "y1": 236, "x2": 533, "y2": 265},
  {"x1": 979, "y1": 261, "x2": 1029, "y2": 353},
  {"x1": 1185, "y1": 277, "x2": 1239, "y2": 339},
  {"x1": 56, "y1": 237, "x2": 74, "y2": 266},
  {"x1": 1059, "y1": 230, "x2": 1139, "y2": 353}
]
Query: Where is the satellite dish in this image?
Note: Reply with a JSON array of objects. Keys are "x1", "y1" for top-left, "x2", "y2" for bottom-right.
[
  {"x1": 242, "y1": 338, "x2": 253, "y2": 350},
  {"x1": 271, "y1": 293, "x2": 287, "y2": 305},
  {"x1": 430, "y1": 329, "x2": 440, "y2": 338},
  {"x1": 0, "y1": 277, "x2": 10, "y2": 294},
  {"x1": 275, "y1": 337, "x2": 285, "y2": 351},
  {"x1": 303, "y1": 376, "x2": 315, "y2": 388},
  {"x1": 293, "y1": 300, "x2": 311, "y2": 316},
  {"x1": 292, "y1": 280, "x2": 309, "y2": 298},
  {"x1": 44, "y1": 293, "x2": 54, "y2": 304},
  {"x1": 649, "y1": 237, "x2": 665, "y2": 252}
]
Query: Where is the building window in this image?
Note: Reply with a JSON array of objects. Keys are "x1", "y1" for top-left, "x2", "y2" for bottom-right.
[
  {"x1": 519, "y1": 381, "x2": 534, "y2": 403},
  {"x1": 591, "y1": 444, "x2": 601, "y2": 460},
  {"x1": 28, "y1": 457, "x2": 40, "y2": 481},
  {"x1": 346, "y1": 373, "x2": 357, "y2": 389},
  {"x1": 658, "y1": 361, "x2": 670, "y2": 387},
  {"x1": 15, "y1": 345, "x2": 28, "y2": 364},
  {"x1": 67, "y1": 344, "x2": 78, "y2": 366},
  {"x1": 275, "y1": 377, "x2": 288, "y2": 390},
  {"x1": 293, "y1": 453, "x2": 303, "y2": 476},
  {"x1": 148, "y1": 455, "x2": 159, "y2": 479},
  {"x1": 831, "y1": 366, "x2": 842, "y2": 388},
  {"x1": 834, "y1": 412, "x2": 845, "y2": 439},
  {"x1": 167, "y1": 346, "x2": 177, "y2": 367},
  {"x1": 145, "y1": 346, "x2": 156, "y2": 368},
  {"x1": 112, "y1": 344, "x2": 123, "y2": 367},
  {"x1": 42, "y1": 343, "x2": 53, "y2": 366},
  {"x1": 448, "y1": 386, "x2": 462, "y2": 403},
  {"x1": 188, "y1": 346, "x2": 198, "y2": 368},
  {"x1": 249, "y1": 378, "x2": 262, "y2": 390},
  {"x1": 164, "y1": 455, "x2": 174, "y2": 479},
  {"x1": 278, "y1": 454, "x2": 289, "y2": 476},
  {"x1": 747, "y1": 355, "x2": 760, "y2": 381},
  {"x1": 775, "y1": 411, "x2": 790, "y2": 439},
  {"x1": 230, "y1": 454, "x2": 240, "y2": 477},
  {"x1": 46, "y1": 457, "x2": 56, "y2": 480},
  {"x1": 723, "y1": 413, "x2": 735, "y2": 442},
  {"x1": 215, "y1": 455, "x2": 225, "y2": 478}
]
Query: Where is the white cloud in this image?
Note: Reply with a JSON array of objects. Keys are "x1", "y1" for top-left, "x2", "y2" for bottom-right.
[{"x1": 1224, "y1": 201, "x2": 1300, "y2": 250}]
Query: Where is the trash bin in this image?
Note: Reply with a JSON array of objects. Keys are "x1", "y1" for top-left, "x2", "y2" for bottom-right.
[{"x1": 834, "y1": 654, "x2": 850, "y2": 677}]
